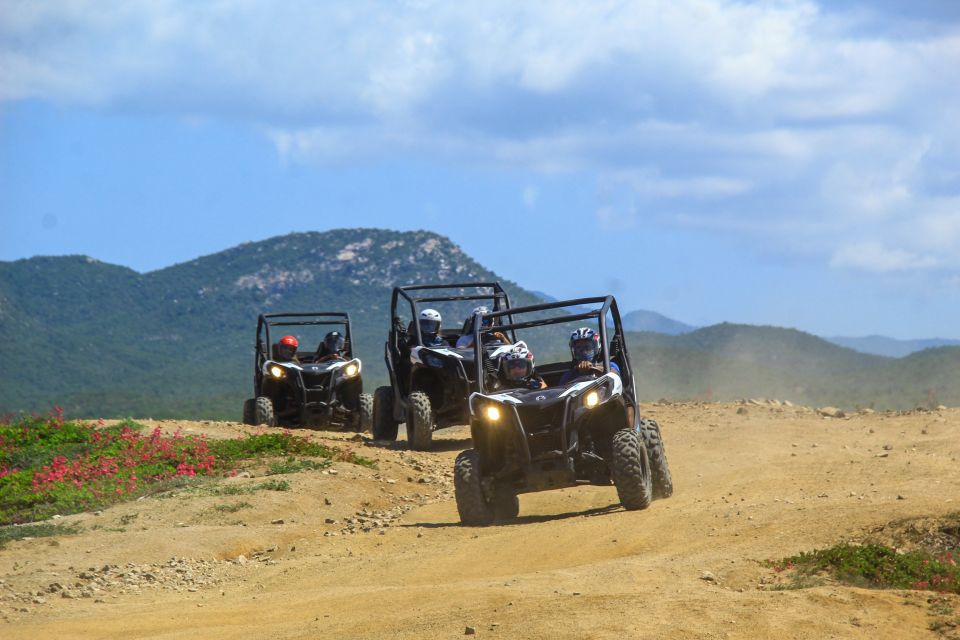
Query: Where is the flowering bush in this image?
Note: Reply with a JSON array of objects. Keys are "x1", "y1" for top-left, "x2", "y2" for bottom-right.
[
  {"x1": 772, "y1": 543, "x2": 960, "y2": 595},
  {"x1": 0, "y1": 408, "x2": 371, "y2": 525}
]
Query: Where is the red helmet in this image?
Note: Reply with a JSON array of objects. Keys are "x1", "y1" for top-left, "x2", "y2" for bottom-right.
[{"x1": 279, "y1": 335, "x2": 298, "y2": 348}]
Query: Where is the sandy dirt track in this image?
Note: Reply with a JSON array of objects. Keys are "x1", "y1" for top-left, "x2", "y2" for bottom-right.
[{"x1": 2, "y1": 403, "x2": 959, "y2": 639}]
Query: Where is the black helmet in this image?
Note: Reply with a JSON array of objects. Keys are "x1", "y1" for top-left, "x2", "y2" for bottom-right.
[{"x1": 323, "y1": 331, "x2": 345, "y2": 355}]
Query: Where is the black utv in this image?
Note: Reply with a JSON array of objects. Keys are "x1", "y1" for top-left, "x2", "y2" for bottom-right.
[
  {"x1": 372, "y1": 282, "x2": 516, "y2": 451},
  {"x1": 242, "y1": 312, "x2": 372, "y2": 430},
  {"x1": 453, "y1": 296, "x2": 673, "y2": 525}
]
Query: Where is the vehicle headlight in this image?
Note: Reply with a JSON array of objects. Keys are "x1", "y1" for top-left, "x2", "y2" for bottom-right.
[
  {"x1": 584, "y1": 390, "x2": 600, "y2": 408},
  {"x1": 343, "y1": 363, "x2": 359, "y2": 378},
  {"x1": 425, "y1": 354, "x2": 444, "y2": 368},
  {"x1": 269, "y1": 365, "x2": 284, "y2": 378},
  {"x1": 484, "y1": 405, "x2": 501, "y2": 421}
]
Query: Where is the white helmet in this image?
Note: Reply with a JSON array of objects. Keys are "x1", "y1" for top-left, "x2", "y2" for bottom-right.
[
  {"x1": 502, "y1": 341, "x2": 534, "y2": 381},
  {"x1": 569, "y1": 327, "x2": 600, "y2": 363},
  {"x1": 467, "y1": 305, "x2": 494, "y2": 331},
  {"x1": 419, "y1": 308, "x2": 442, "y2": 336}
]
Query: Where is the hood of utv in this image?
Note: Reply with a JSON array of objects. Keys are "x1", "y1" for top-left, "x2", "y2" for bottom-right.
[
  {"x1": 299, "y1": 363, "x2": 340, "y2": 375},
  {"x1": 274, "y1": 362, "x2": 341, "y2": 387},
  {"x1": 490, "y1": 385, "x2": 568, "y2": 407},
  {"x1": 488, "y1": 386, "x2": 571, "y2": 433}
]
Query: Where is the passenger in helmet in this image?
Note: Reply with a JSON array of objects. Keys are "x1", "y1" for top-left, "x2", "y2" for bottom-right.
[
  {"x1": 417, "y1": 308, "x2": 446, "y2": 347},
  {"x1": 317, "y1": 331, "x2": 347, "y2": 362},
  {"x1": 557, "y1": 327, "x2": 620, "y2": 386},
  {"x1": 455, "y1": 306, "x2": 510, "y2": 349},
  {"x1": 275, "y1": 335, "x2": 300, "y2": 363},
  {"x1": 498, "y1": 342, "x2": 547, "y2": 390}
]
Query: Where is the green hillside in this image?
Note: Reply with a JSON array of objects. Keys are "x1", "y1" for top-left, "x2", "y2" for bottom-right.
[
  {"x1": 625, "y1": 328, "x2": 960, "y2": 409},
  {"x1": 0, "y1": 229, "x2": 542, "y2": 418},
  {"x1": 2, "y1": 229, "x2": 957, "y2": 418}
]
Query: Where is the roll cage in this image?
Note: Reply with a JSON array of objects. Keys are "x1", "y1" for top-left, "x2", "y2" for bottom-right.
[
  {"x1": 470, "y1": 295, "x2": 637, "y2": 406},
  {"x1": 384, "y1": 282, "x2": 516, "y2": 426},
  {"x1": 255, "y1": 312, "x2": 356, "y2": 392},
  {"x1": 389, "y1": 282, "x2": 515, "y2": 348}
]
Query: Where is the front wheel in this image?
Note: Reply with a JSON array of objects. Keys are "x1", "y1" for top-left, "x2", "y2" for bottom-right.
[
  {"x1": 492, "y1": 488, "x2": 519, "y2": 520},
  {"x1": 407, "y1": 391, "x2": 434, "y2": 451},
  {"x1": 454, "y1": 449, "x2": 494, "y2": 526},
  {"x1": 609, "y1": 427, "x2": 652, "y2": 511},
  {"x1": 254, "y1": 396, "x2": 276, "y2": 427},
  {"x1": 242, "y1": 398, "x2": 256, "y2": 425},
  {"x1": 357, "y1": 393, "x2": 373, "y2": 432},
  {"x1": 372, "y1": 386, "x2": 399, "y2": 441},
  {"x1": 640, "y1": 418, "x2": 673, "y2": 499}
]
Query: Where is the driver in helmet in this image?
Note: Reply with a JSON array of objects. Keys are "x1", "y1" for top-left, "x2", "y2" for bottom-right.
[
  {"x1": 417, "y1": 308, "x2": 446, "y2": 347},
  {"x1": 499, "y1": 342, "x2": 547, "y2": 390},
  {"x1": 275, "y1": 335, "x2": 300, "y2": 363},
  {"x1": 317, "y1": 331, "x2": 347, "y2": 362},
  {"x1": 558, "y1": 327, "x2": 635, "y2": 426},
  {"x1": 455, "y1": 306, "x2": 510, "y2": 349},
  {"x1": 557, "y1": 327, "x2": 620, "y2": 386}
]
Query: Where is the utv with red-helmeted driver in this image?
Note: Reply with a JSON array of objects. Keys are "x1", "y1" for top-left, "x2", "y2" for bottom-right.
[{"x1": 243, "y1": 312, "x2": 372, "y2": 430}]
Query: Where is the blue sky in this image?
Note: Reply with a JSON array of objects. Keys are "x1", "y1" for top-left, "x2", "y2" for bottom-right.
[{"x1": 1, "y1": 1, "x2": 959, "y2": 339}]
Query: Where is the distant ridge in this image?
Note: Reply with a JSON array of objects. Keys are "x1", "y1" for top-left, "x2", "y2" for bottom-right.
[
  {"x1": 621, "y1": 309, "x2": 696, "y2": 335},
  {"x1": 827, "y1": 335, "x2": 960, "y2": 358},
  {"x1": 529, "y1": 291, "x2": 696, "y2": 335}
]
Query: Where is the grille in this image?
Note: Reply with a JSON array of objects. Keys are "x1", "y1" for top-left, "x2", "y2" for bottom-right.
[
  {"x1": 516, "y1": 402, "x2": 566, "y2": 459},
  {"x1": 301, "y1": 372, "x2": 330, "y2": 390}
]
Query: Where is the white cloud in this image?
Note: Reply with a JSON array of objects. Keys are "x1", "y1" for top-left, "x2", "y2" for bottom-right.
[
  {"x1": 830, "y1": 241, "x2": 938, "y2": 272},
  {"x1": 2, "y1": 0, "x2": 959, "y2": 276},
  {"x1": 604, "y1": 169, "x2": 752, "y2": 200}
]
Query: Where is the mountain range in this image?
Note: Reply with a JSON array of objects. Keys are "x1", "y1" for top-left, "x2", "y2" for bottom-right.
[
  {"x1": 533, "y1": 292, "x2": 958, "y2": 356},
  {"x1": 2, "y1": 229, "x2": 957, "y2": 418},
  {"x1": 825, "y1": 335, "x2": 960, "y2": 358}
]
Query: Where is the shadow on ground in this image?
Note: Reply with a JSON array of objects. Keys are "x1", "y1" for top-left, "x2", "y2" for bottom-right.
[
  {"x1": 363, "y1": 436, "x2": 472, "y2": 453},
  {"x1": 402, "y1": 503, "x2": 623, "y2": 529}
]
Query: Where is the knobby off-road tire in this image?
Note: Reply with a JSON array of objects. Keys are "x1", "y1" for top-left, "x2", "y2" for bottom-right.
[
  {"x1": 242, "y1": 398, "x2": 256, "y2": 425},
  {"x1": 372, "y1": 386, "x2": 399, "y2": 441},
  {"x1": 492, "y1": 488, "x2": 520, "y2": 520},
  {"x1": 357, "y1": 393, "x2": 373, "y2": 432},
  {"x1": 639, "y1": 417, "x2": 673, "y2": 499},
  {"x1": 454, "y1": 449, "x2": 494, "y2": 526},
  {"x1": 254, "y1": 396, "x2": 276, "y2": 427},
  {"x1": 610, "y1": 427, "x2": 652, "y2": 511},
  {"x1": 407, "y1": 391, "x2": 434, "y2": 451}
]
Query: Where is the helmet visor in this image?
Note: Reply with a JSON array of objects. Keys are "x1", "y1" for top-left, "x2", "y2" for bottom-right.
[
  {"x1": 419, "y1": 318, "x2": 441, "y2": 336},
  {"x1": 504, "y1": 358, "x2": 532, "y2": 381},
  {"x1": 277, "y1": 344, "x2": 297, "y2": 360},
  {"x1": 572, "y1": 340, "x2": 598, "y2": 363}
]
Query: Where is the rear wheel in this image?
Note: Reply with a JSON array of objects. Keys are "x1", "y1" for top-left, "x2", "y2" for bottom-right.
[
  {"x1": 242, "y1": 398, "x2": 255, "y2": 425},
  {"x1": 454, "y1": 449, "x2": 494, "y2": 526},
  {"x1": 407, "y1": 391, "x2": 434, "y2": 451},
  {"x1": 357, "y1": 393, "x2": 373, "y2": 432},
  {"x1": 610, "y1": 427, "x2": 652, "y2": 511},
  {"x1": 254, "y1": 396, "x2": 276, "y2": 427},
  {"x1": 372, "y1": 386, "x2": 399, "y2": 441},
  {"x1": 492, "y1": 488, "x2": 520, "y2": 521},
  {"x1": 639, "y1": 418, "x2": 673, "y2": 499}
]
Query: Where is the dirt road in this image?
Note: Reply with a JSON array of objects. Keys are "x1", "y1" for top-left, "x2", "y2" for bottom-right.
[{"x1": 2, "y1": 403, "x2": 958, "y2": 639}]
